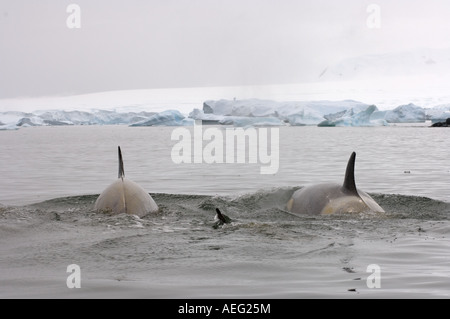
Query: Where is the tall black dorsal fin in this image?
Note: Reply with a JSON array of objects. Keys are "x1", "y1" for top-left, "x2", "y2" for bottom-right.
[
  {"x1": 118, "y1": 146, "x2": 125, "y2": 179},
  {"x1": 342, "y1": 152, "x2": 357, "y2": 194}
]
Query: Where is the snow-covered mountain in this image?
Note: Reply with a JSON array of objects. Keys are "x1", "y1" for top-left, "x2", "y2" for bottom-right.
[{"x1": 319, "y1": 47, "x2": 450, "y2": 81}]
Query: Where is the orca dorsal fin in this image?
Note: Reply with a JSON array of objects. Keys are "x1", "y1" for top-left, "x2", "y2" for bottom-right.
[
  {"x1": 118, "y1": 146, "x2": 125, "y2": 179},
  {"x1": 342, "y1": 152, "x2": 357, "y2": 194}
]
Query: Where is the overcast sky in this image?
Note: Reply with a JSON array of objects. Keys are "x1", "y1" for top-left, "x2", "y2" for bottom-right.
[{"x1": 1, "y1": 0, "x2": 450, "y2": 99}]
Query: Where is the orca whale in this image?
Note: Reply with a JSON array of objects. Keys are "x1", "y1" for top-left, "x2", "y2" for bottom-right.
[
  {"x1": 94, "y1": 146, "x2": 158, "y2": 217},
  {"x1": 287, "y1": 152, "x2": 384, "y2": 215}
]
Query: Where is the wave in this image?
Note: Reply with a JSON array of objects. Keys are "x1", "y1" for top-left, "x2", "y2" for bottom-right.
[
  {"x1": 2, "y1": 188, "x2": 448, "y2": 225},
  {"x1": 2, "y1": 187, "x2": 450, "y2": 298}
]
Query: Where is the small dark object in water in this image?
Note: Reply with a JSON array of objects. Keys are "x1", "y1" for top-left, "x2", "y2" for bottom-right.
[
  {"x1": 348, "y1": 288, "x2": 357, "y2": 292},
  {"x1": 343, "y1": 267, "x2": 356, "y2": 273},
  {"x1": 216, "y1": 208, "x2": 228, "y2": 223},
  {"x1": 213, "y1": 208, "x2": 232, "y2": 229},
  {"x1": 431, "y1": 118, "x2": 450, "y2": 127}
]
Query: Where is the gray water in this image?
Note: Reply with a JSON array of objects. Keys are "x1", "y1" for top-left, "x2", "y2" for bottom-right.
[
  {"x1": 1, "y1": 125, "x2": 449, "y2": 205},
  {"x1": 0, "y1": 125, "x2": 450, "y2": 298}
]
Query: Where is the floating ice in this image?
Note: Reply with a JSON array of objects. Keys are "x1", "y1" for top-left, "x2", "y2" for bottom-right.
[
  {"x1": 201, "y1": 99, "x2": 372, "y2": 126},
  {"x1": 0, "y1": 98, "x2": 438, "y2": 130},
  {"x1": 189, "y1": 108, "x2": 225, "y2": 124},
  {"x1": 130, "y1": 110, "x2": 194, "y2": 126},
  {"x1": 384, "y1": 103, "x2": 426, "y2": 123},
  {"x1": 0, "y1": 123, "x2": 19, "y2": 131},
  {"x1": 189, "y1": 108, "x2": 285, "y2": 127},
  {"x1": 219, "y1": 116, "x2": 285, "y2": 127},
  {"x1": 34, "y1": 109, "x2": 157, "y2": 125},
  {"x1": 318, "y1": 105, "x2": 387, "y2": 127},
  {"x1": 426, "y1": 104, "x2": 450, "y2": 123}
]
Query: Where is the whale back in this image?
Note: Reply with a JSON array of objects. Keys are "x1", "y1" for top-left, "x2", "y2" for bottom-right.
[
  {"x1": 287, "y1": 152, "x2": 384, "y2": 215},
  {"x1": 94, "y1": 178, "x2": 158, "y2": 216},
  {"x1": 94, "y1": 146, "x2": 158, "y2": 217}
]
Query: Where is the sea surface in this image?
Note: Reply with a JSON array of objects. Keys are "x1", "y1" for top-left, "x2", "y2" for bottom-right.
[{"x1": 0, "y1": 125, "x2": 449, "y2": 298}]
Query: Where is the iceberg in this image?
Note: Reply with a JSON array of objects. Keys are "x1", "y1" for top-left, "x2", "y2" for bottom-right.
[
  {"x1": 426, "y1": 104, "x2": 450, "y2": 123},
  {"x1": 202, "y1": 99, "x2": 372, "y2": 126},
  {"x1": 35, "y1": 110, "x2": 157, "y2": 125},
  {"x1": 0, "y1": 98, "x2": 444, "y2": 129},
  {"x1": 284, "y1": 106, "x2": 330, "y2": 126},
  {"x1": 0, "y1": 111, "x2": 39, "y2": 130},
  {"x1": 219, "y1": 116, "x2": 285, "y2": 127},
  {"x1": 189, "y1": 108, "x2": 225, "y2": 124},
  {"x1": 0, "y1": 111, "x2": 34, "y2": 123},
  {"x1": 0, "y1": 123, "x2": 19, "y2": 131},
  {"x1": 16, "y1": 118, "x2": 39, "y2": 127},
  {"x1": 0, "y1": 109, "x2": 161, "y2": 130},
  {"x1": 318, "y1": 105, "x2": 387, "y2": 127},
  {"x1": 384, "y1": 103, "x2": 426, "y2": 123},
  {"x1": 189, "y1": 108, "x2": 285, "y2": 127},
  {"x1": 370, "y1": 110, "x2": 388, "y2": 121},
  {"x1": 35, "y1": 110, "x2": 95, "y2": 125},
  {"x1": 130, "y1": 110, "x2": 194, "y2": 126}
]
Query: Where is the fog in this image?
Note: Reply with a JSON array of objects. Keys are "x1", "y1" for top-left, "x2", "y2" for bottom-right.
[{"x1": 1, "y1": 0, "x2": 450, "y2": 98}]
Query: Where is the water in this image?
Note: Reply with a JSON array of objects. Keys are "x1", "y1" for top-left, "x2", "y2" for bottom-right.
[
  {"x1": 0, "y1": 125, "x2": 450, "y2": 298},
  {"x1": 1, "y1": 125, "x2": 449, "y2": 205}
]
